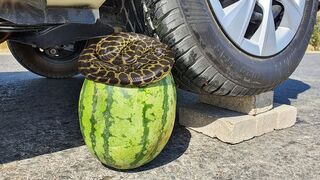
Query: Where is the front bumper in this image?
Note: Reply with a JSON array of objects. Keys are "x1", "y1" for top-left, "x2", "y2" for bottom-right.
[
  {"x1": 0, "y1": 0, "x2": 101, "y2": 25},
  {"x1": 47, "y1": 0, "x2": 105, "y2": 9}
]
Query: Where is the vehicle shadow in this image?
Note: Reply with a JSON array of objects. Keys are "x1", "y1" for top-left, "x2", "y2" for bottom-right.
[
  {"x1": 0, "y1": 71, "x2": 191, "y2": 169},
  {"x1": 0, "y1": 72, "x2": 85, "y2": 164},
  {"x1": 274, "y1": 78, "x2": 311, "y2": 105}
]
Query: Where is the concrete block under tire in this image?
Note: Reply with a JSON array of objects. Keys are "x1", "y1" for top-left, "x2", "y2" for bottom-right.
[
  {"x1": 179, "y1": 103, "x2": 297, "y2": 144},
  {"x1": 199, "y1": 92, "x2": 274, "y2": 116}
]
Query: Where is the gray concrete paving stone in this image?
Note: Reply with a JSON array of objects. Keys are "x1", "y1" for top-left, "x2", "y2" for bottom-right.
[{"x1": 179, "y1": 102, "x2": 297, "y2": 144}]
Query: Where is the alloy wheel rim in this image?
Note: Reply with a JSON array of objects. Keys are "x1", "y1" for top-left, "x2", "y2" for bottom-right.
[
  {"x1": 208, "y1": 0, "x2": 305, "y2": 57},
  {"x1": 36, "y1": 41, "x2": 87, "y2": 62}
]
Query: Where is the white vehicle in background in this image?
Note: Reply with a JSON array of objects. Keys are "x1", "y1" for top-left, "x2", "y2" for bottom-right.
[{"x1": 0, "y1": 0, "x2": 319, "y2": 96}]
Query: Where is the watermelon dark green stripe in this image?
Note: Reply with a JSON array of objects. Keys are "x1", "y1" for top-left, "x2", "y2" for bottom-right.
[
  {"x1": 130, "y1": 102, "x2": 153, "y2": 166},
  {"x1": 79, "y1": 80, "x2": 88, "y2": 140},
  {"x1": 102, "y1": 85, "x2": 116, "y2": 165},
  {"x1": 80, "y1": 80, "x2": 96, "y2": 154},
  {"x1": 160, "y1": 76, "x2": 170, "y2": 134},
  {"x1": 89, "y1": 84, "x2": 98, "y2": 158},
  {"x1": 149, "y1": 76, "x2": 170, "y2": 158}
]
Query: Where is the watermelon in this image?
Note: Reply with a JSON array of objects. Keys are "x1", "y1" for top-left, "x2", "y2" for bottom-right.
[{"x1": 78, "y1": 74, "x2": 176, "y2": 170}]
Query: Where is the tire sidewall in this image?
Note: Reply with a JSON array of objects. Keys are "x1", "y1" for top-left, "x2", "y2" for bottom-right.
[{"x1": 179, "y1": 0, "x2": 317, "y2": 89}]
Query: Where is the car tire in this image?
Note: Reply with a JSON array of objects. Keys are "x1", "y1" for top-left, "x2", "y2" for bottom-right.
[
  {"x1": 7, "y1": 41, "x2": 87, "y2": 79},
  {"x1": 125, "y1": 0, "x2": 318, "y2": 96}
]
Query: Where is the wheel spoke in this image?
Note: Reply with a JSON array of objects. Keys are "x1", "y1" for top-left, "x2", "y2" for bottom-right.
[
  {"x1": 275, "y1": 27, "x2": 295, "y2": 50},
  {"x1": 222, "y1": 0, "x2": 257, "y2": 44},
  {"x1": 279, "y1": 0, "x2": 304, "y2": 31},
  {"x1": 251, "y1": 0, "x2": 277, "y2": 56},
  {"x1": 210, "y1": 0, "x2": 257, "y2": 44}
]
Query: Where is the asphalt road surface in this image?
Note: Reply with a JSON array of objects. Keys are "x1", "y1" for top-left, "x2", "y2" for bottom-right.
[{"x1": 0, "y1": 53, "x2": 319, "y2": 179}]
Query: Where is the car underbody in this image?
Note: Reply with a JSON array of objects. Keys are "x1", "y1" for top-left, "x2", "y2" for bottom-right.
[{"x1": 0, "y1": 0, "x2": 123, "y2": 47}]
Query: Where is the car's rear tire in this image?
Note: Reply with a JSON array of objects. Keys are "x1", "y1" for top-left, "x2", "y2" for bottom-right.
[
  {"x1": 125, "y1": 0, "x2": 318, "y2": 96},
  {"x1": 7, "y1": 41, "x2": 87, "y2": 79}
]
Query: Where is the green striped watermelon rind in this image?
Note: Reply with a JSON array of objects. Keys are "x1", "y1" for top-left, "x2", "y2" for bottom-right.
[{"x1": 79, "y1": 74, "x2": 176, "y2": 170}]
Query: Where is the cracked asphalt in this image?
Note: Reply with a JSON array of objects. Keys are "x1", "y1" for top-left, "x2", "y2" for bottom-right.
[{"x1": 0, "y1": 53, "x2": 319, "y2": 179}]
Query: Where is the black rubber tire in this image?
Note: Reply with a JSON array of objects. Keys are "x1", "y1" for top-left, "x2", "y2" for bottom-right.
[
  {"x1": 7, "y1": 41, "x2": 86, "y2": 79},
  {"x1": 125, "y1": 0, "x2": 318, "y2": 96},
  {"x1": 122, "y1": 0, "x2": 146, "y2": 33}
]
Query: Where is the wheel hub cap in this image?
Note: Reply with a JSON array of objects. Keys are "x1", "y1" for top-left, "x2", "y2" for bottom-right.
[{"x1": 208, "y1": 0, "x2": 305, "y2": 57}]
